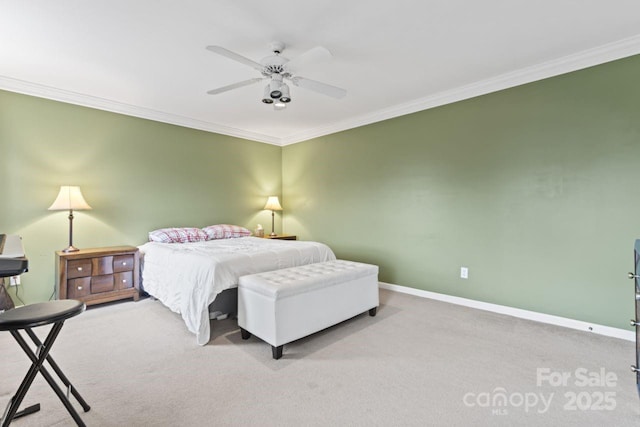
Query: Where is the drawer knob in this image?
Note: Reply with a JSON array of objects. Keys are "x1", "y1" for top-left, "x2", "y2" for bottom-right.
[
  {"x1": 77, "y1": 285, "x2": 83, "y2": 290},
  {"x1": 122, "y1": 262, "x2": 127, "y2": 266},
  {"x1": 77, "y1": 267, "x2": 83, "y2": 271},
  {"x1": 122, "y1": 279, "x2": 127, "y2": 283}
]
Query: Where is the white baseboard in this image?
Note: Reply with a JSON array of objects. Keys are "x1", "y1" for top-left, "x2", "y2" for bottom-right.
[{"x1": 379, "y1": 282, "x2": 634, "y2": 342}]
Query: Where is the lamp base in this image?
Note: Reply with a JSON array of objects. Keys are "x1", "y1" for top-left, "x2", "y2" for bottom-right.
[
  {"x1": 269, "y1": 232, "x2": 278, "y2": 237},
  {"x1": 61, "y1": 245, "x2": 80, "y2": 253}
]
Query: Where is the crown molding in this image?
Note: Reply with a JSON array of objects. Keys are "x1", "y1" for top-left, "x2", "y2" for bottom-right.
[
  {"x1": 280, "y1": 34, "x2": 640, "y2": 146},
  {"x1": 0, "y1": 76, "x2": 282, "y2": 146},
  {"x1": 2, "y1": 34, "x2": 640, "y2": 147}
]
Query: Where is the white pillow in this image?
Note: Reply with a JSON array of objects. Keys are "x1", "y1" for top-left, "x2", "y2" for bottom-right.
[
  {"x1": 148, "y1": 227, "x2": 208, "y2": 243},
  {"x1": 202, "y1": 224, "x2": 251, "y2": 240}
]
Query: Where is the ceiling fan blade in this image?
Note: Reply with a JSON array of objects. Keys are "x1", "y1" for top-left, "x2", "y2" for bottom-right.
[
  {"x1": 207, "y1": 78, "x2": 264, "y2": 95},
  {"x1": 290, "y1": 76, "x2": 347, "y2": 99},
  {"x1": 285, "y1": 46, "x2": 332, "y2": 72},
  {"x1": 206, "y1": 45, "x2": 264, "y2": 72}
]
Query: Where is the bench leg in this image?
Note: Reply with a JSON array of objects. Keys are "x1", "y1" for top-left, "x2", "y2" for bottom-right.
[
  {"x1": 240, "y1": 328, "x2": 251, "y2": 340},
  {"x1": 272, "y1": 345, "x2": 283, "y2": 360},
  {"x1": 369, "y1": 307, "x2": 377, "y2": 317}
]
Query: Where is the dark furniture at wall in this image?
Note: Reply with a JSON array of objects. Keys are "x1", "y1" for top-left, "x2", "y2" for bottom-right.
[
  {"x1": 259, "y1": 234, "x2": 297, "y2": 240},
  {"x1": 0, "y1": 234, "x2": 29, "y2": 311},
  {"x1": 56, "y1": 246, "x2": 140, "y2": 306}
]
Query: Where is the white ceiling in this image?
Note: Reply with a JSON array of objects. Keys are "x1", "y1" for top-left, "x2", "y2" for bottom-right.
[{"x1": 2, "y1": 1, "x2": 640, "y2": 146}]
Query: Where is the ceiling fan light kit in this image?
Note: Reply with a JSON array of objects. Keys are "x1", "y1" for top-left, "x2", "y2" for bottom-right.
[
  {"x1": 269, "y1": 75, "x2": 283, "y2": 99},
  {"x1": 279, "y1": 84, "x2": 291, "y2": 103},
  {"x1": 206, "y1": 41, "x2": 347, "y2": 110},
  {"x1": 261, "y1": 85, "x2": 274, "y2": 104}
]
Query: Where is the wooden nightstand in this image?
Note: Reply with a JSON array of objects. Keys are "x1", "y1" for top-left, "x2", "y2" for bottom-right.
[
  {"x1": 262, "y1": 234, "x2": 297, "y2": 240},
  {"x1": 56, "y1": 246, "x2": 140, "y2": 306}
]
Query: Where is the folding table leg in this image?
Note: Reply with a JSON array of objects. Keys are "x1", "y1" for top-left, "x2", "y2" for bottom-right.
[
  {"x1": 25, "y1": 328, "x2": 91, "y2": 412},
  {"x1": 2, "y1": 399, "x2": 38, "y2": 426},
  {"x1": 1, "y1": 322, "x2": 63, "y2": 427},
  {"x1": 12, "y1": 403, "x2": 40, "y2": 419},
  {"x1": 2, "y1": 322, "x2": 88, "y2": 427}
]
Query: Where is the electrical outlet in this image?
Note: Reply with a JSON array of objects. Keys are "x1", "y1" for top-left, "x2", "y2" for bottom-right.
[
  {"x1": 460, "y1": 267, "x2": 469, "y2": 279},
  {"x1": 9, "y1": 276, "x2": 20, "y2": 286}
]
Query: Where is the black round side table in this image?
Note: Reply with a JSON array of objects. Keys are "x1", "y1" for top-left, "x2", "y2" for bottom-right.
[{"x1": 0, "y1": 300, "x2": 90, "y2": 426}]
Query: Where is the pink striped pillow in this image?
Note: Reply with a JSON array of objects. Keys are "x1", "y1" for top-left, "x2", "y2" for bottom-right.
[
  {"x1": 202, "y1": 224, "x2": 251, "y2": 240},
  {"x1": 148, "y1": 227, "x2": 208, "y2": 243}
]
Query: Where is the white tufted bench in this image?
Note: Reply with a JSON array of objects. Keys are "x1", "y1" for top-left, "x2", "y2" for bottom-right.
[{"x1": 237, "y1": 260, "x2": 379, "y2": 359}]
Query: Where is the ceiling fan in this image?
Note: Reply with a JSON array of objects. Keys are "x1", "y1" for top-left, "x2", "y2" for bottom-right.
[{"x1": 205, "y1": 41, "x2": 347, "y2": 110}]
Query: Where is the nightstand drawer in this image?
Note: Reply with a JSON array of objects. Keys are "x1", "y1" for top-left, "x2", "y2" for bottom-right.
[
  {"x1": 115, "y1": 271, "x2": 133, "y2": 289},
  {"x1": 67, "y1": 260, "x2": 92, "y2": 278},
  {"x1": 68, "y1": 277, "x2": 91, "y2": 298},
  {"x1": 113, "y1": 255, "x2": 134, "y2": 272},
  {"x1": 92, "y1": 256, "x2": 114, "y2": 276},
  {"x1": 91, "y1": 274, "x2": 115, "y2": 294}
]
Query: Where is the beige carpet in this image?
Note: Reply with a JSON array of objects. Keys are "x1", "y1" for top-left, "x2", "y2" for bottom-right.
[{"x1": 1, "y1": 289, "x2": 638, "y2": 426}]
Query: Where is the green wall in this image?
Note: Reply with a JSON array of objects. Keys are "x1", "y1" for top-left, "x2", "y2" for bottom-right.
[
  {"x1": 283, "y1": 54, "x2": 640, "y2": 330},
  {"x1": 3, "y1": 54, "x2": 639, "y2": 331},
  {"x1": 0, "y1": 90, "x2": 282, "y2": 304}
]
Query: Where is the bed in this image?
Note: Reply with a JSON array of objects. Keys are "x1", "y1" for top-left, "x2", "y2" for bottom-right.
[{"x1": 139, "y1": 236, "x2": 336, "y2": 345}]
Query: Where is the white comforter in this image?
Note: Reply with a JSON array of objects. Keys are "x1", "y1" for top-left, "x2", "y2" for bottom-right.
[{"x1": 139, "y1": 237, "x2": 336, "y2": 345}]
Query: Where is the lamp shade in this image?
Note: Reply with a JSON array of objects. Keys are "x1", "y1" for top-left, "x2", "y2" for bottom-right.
[
  {"x1": 48, "y1": 186, "x2": 92, "y2": 211},
  {"x1": 264, "y1": 196, "x2": 282, "y2": 211}
]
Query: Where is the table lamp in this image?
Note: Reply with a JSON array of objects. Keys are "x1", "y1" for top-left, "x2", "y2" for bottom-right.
[
  {"x1": 48, "y1": 186, "x2": 92, "y2": 252},
  {"x1": 263, "y1": 196, "x2": 283, "y2": 237}
]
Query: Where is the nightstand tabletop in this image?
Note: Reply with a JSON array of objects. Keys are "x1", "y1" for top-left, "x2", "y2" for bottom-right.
[{"x1": 260, "y1": 234, "x2": 297, "y2": 240}]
